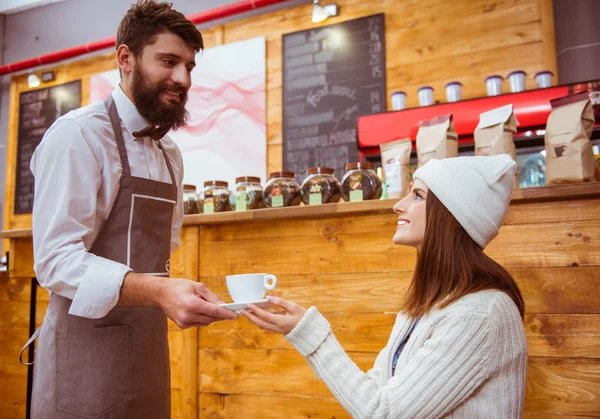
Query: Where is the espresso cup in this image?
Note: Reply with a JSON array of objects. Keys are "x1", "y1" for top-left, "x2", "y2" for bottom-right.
[{"x1": 225, "y1": 273, "x2": 277, "y2": 303}]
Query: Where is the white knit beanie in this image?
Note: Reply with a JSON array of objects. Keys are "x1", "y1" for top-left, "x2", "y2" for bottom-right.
[{"x1": 413, "y1": 155, "x2": 516, "y2": 249}]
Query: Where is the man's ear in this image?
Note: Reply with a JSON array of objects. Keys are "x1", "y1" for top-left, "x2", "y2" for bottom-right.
[{"x1": 117, "y1": 44, "x2": 135, "y2": 75}]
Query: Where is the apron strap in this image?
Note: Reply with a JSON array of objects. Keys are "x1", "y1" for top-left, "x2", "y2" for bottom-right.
[
  {"x1": 156, "y1": 141, "x2": 177, "y2": 186},
  {"x1": 19, "y1": 326, "x2": 42, "y2": 366},
  {"x1": 103, "y1": 95, "x2": 132, "y2": 177}
]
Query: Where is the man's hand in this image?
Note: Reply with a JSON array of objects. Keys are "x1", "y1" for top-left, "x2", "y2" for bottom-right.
[
  {"x1": 119, "y1": 272, "x2": 237, "y2": 328},
  {"x1": 159, "y1": 278, "x2": 238, "y2": 328}
]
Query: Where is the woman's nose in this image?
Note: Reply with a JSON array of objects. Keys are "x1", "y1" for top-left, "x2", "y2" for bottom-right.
[{"x1": 393, "y1": 199, "x2": 406, "y2": 214}]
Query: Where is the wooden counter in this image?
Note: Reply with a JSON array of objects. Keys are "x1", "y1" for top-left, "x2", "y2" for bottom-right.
[{"x1": 1, "y1": 183, "x2": 600, "y2": 418}]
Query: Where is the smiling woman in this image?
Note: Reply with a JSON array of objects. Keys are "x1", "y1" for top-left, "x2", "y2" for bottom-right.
[{"x1": 244, "y1": 154, "x2": 528, "y2": 418}]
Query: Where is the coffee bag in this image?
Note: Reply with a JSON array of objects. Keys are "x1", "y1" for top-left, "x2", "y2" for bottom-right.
[
  {"x1": 416, "y1": 114, "x2": 458, "y2": 167},
  {"x1": 545, "y1": 91, "x2": 595, "y2": 185},
  {"x1": 474, "y1": 104, "x2": 519, "y2": 187},
  {"x1": 380, "y1": 138, "x2": 412, "y2": 199}
]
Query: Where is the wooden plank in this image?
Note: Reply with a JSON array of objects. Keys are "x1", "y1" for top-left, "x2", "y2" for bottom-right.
[
  {"x1": 199, "y1": 393, "x2": 349, "y2": 419},
  {"x1": 525, "y1": 314, "x2": 600, "y2": 358},
  {"x1": 199, "y1": 348, "x2": 600, "y2": 417},
  {"x1": 9, "y1": 239, "x2": 35, "y2": 278},
  {"x1": 0, "y1": 302, "x2": 30, "y2": 328},
  {"x1": 525, "y1": 358, "x2": 600, "y2": 416},
  {"x1": 200, "y1": 312, "x2": 600, "y2": 359},
  {"x1": 200, "y1": 266, "x2": 600, "y2": 315},
  {"x1": 198, "y1": 219, "x2": 600, "y2": 276},
  {"x1": 0, "y1": 326, "x2": 29, "y2": 419},
  {"x1": 524, "y1": 414, "x2": 599, "y2": 419},
  {"x1": 517, "y1": 267, "x2": 600, "y2": 314},
  {"x1": 486, "y1": 220, "x2": 600, "y2": 269},
  {"x1": 198, "y1": 347, "x2": 376, "y2": 397},
  {"x1": 505, "y1": 199, "x2": 600, "y2": 225},
  {"x1": 539, "y1": 0, "x2": 558, "y2": 77},
  {"x1": 171, "y1": 225, "x2": 199, "y2": 280},
  {"x1": 0, "y1": 276, "x2": 30, "y2": 302},
  {"x1": 169, "y1": 225, "x2": 200, "y2": 419}
]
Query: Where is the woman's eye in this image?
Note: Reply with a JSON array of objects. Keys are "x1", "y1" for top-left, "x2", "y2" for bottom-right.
[{"x1": 414, "y1": 192, "x2": 423, "y2": 200}]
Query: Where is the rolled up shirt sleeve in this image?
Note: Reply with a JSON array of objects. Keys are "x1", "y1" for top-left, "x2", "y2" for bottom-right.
[{"x1": 31, "y1": 118, "x2": 132, "y2": 319}]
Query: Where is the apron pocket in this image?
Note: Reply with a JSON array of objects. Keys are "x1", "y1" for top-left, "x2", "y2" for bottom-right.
[{"x1": 56, "y1": 324, "x2": 132, "y2": 418}]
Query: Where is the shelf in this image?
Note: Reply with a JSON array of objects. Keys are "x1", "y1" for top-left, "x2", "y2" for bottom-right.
[{"x1": 2, "y1": 183, "x2": 598, "y2": 239}]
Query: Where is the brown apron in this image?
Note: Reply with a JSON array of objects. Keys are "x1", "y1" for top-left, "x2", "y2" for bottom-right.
[{"x1": 21, "y1": 94, "x2": 177, "y2": 419}]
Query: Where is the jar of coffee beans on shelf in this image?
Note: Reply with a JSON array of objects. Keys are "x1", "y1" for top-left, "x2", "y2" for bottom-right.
[
  {"x1": 300, "y1": 167, "x2": 341, "y2": 205},
  {"x1": 202, "y1": 181, "x2": 232, "y2": 213},
  {"x1": 341, "y1": 162, "x2": 383, "y2": 202},
  {"x1": 230, "y1": 176, "x2": 265, "y2": 211},
  {"x1": 183, "y1": 184, "x2": 200, "y2": 214},
  {"x1": 263, "y1": 171, "x2": 302, "y2": 208}
]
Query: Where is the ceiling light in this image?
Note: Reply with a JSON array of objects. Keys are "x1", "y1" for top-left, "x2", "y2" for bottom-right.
[
  {"x1": 27, "y1": 73, "x2": 41, "y2": 88},
  {"x1": 312, "y1": 0, "x2": 338, "y2": 23}
]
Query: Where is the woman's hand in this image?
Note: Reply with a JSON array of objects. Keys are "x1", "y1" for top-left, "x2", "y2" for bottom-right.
[{"x1": 241, "y1": 295, "x2": 307, "y2": 335}]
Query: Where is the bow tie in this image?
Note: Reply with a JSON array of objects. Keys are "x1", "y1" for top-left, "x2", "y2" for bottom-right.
[{"x1": 132, "y1": 124, "x2": 171, "y2": 141}]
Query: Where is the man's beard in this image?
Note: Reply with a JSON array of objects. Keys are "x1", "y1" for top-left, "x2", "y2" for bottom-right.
[{"x1": 131, "y1": 64, "x2": 190, "y2": 130}]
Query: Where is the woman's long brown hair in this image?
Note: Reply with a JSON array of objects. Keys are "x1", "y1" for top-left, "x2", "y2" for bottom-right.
[{"x1": 401, "y1": 190, "x2": 525, "y2": 319}]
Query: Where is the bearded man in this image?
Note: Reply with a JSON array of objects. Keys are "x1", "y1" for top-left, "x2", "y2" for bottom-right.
[{"x1": 22, "y1": 2, "x2": 237, "y2": 418}]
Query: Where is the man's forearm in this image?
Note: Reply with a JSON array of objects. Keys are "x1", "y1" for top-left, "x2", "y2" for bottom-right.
[{"x1": 117, "y1": 272, "x2": 166, "y2": 308}]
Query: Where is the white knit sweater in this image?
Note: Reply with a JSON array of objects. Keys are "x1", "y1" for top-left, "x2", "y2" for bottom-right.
[{"x1": 285, "y1": 289, "x2": 527, "y2": 419}]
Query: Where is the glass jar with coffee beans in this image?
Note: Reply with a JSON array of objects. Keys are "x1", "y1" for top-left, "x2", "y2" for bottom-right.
[
  {"x1": 263, "y1": 171, "x2": 302, "y2": 208},
  {"x1": 202, "y1": 181, "x2": 232, "y2": 213},
  {"x1": 183, "y1": 184, "x2": 200, "y2": 214},
  {"x1": 230, "y1": 176, "x2": 265, "y2": 211},
  {"x1": 341, "y1": 162, "x2": 383, "y2": 202},
  {"x1": 301, "y1": 167, "x2": 342, "y2": 205}
]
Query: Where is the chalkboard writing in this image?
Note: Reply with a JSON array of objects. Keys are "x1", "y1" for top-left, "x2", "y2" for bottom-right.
[
  {"x1": 15, "y1": 80, "x2": 81, "y2": 214},
  {"x1": 282, "y1": 14, "x2": 386, "y2": 182}
]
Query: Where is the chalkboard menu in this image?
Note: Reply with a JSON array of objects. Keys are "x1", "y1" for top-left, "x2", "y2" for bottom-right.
[
  {"x1": 282, "y1": 14, "x2": 386, "y2": 181},
  {"x1": 15, "y1": 80, "x2": 82, "y2": 214}
]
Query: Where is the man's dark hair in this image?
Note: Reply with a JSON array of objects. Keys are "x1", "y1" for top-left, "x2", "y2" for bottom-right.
[{"x1": 116, "y1": 0, "x2": 204, "y2": 56}]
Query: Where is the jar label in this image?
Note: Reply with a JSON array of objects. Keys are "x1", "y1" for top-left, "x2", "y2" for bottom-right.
[
  {"x1": 204, "y1": 202, "x2": 214, "y2": 214},
  {"x1": 350, "y1": 190, "x2": 364, "y2": 202},
  {"x1": 272, "y1": 195, "x2": 284, "y2": 208},
  {"x1": 309, "y1": 193, "x2": 322, "y2": 205},
  {"x1": 236, "y1": 193, "x2": 248, "y2": 212},
  {"x1": 349, "y1": 173, "x2": 363, "y2": 190}
]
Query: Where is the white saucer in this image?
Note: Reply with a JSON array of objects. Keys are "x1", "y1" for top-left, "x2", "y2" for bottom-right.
[{"x1": 219, "y1": 299, "x2": 272, "y2": 313}]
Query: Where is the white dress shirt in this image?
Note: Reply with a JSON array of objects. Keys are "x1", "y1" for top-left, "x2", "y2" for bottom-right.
[{"x1": 30, "y1": 86, "x2": 184, "y2": 319}]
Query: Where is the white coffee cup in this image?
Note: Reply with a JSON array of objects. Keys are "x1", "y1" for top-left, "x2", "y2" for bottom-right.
[
  {"x1": 225, "y1": 273, "x2": 277, "y2": 303},
  {"x1": 485, "y1": 75, "x2": 503, "y2": 96},
  {"x1": 418, "y1": 86, "x2": 434, "y2": 106},
  {"x1": 391, "y1": 91, "x2": 407, "y2": 110},
  {"x1": 508, "y1": 70, "x2": 526, "y2": 93},
  {"x1": 445, "y1": 82, "x2": 462, "y2": 102},
  {"x1": 534, "y1": 71, "x2": 553, "y2": 88}
]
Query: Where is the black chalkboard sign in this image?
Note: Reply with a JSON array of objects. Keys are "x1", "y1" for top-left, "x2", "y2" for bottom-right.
[
  {"x1": 282, "y1": 14, "x2": 386, "y2": 182},
  {"x1": 15, "y1": 80, "x2": 82, "y2": 214}
]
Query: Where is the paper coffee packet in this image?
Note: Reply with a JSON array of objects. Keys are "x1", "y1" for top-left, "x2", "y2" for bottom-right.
[
  {"x1": 416, "y1": 114, "x2": 458, "y2": 167},
  {"x1": 380, "y1": 138, "x2": 412, "y2": 199},
  {"x1": 545, "y1": 91, "x2": 596, "y2": 185},
  {"x1": 474, "y1": 104, "x2": 520, "y2": 187}
]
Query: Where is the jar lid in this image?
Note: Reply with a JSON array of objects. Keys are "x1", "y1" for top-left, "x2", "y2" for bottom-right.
[
  {"x1": 183, "y1": 184, "x2": 196, "y2": 191},
  {"x1": 307, "y1": 167, "x2": 335, "y2": 175},
  {"x1": 269, "y1": 171, "x2": 295, "y2": 179},
  {"x1": 345, "y1": 162, "x2": 374, "y2": 171},
  {"x1": 236, "y1": 176, "x2": 261, "y2": 184},
  {"x1": 204, "y1": 180, "x2": 228, "y2": 188}
]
